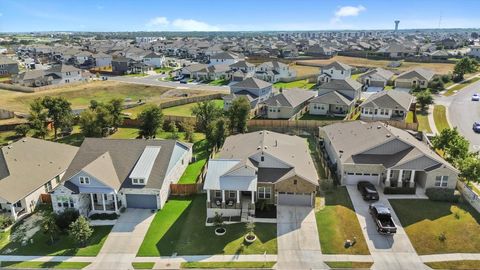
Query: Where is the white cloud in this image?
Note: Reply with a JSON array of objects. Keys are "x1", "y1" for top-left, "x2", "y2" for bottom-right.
[
  {"x1": 334, "y1": 5, "x2": 366, "y2": 17},
  {"x1": 146, "y1": 16, "x2": 219, "y2": 31},
  {"x1": 147, "y1": 16, "x2": 170, "y2": 27}
]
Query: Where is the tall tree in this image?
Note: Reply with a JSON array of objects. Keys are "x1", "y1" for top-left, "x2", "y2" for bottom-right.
[
  {"x1": 28, "y1": 98, "x2": 48, "y2": 139},
  {"x1": 206, "y1": 118, "x2": 229, "y2": 150},
  {"x1": 416, "y1": 90, "x2": 434, "y2": 111},
  {"x1": 95, "y1": 105, "x2": 114, "y2": 137},
  {"x1": 459, "y1": 156, "x2": 480, "y2": 184},
  {"x1": 138, "y1": 105, "x2": 163, "y2": 139},
  {"x1": 78, "y1": 109, "x2": 102, "y2": 137},
  {"x1": 191, "y1": 100, "x2": 223, "y2": 133},
  {"x1": 42, "y1": 96, "x2": 73, "y2": 139},
  {"x1": 42, "y1": 212, "x2": 59, "y2": 245},
  {"x1": 453, "y1": 57, "x2": 479, "y2": 81},
  {"x1": 14, "y1": 124, "x2": 30, "y2": 137},
  {"x1": 169, "y1": 121, "x2": 180, "y2": 140},
  {"x1": 432, "y1": 128, "x2": 470, "y2": 165},
  {"x1": 227, "y1": 97, "x2": 250, "y2": 133},
  {"x1": 69, "y1": 216, "x2": 93, "y2": 247},
  {"x1": 107, "y1": 98, "x2": 124, "y2": 129},
  {"x1": 181, "y1": 120, "x2": 195, "y2": 143}
]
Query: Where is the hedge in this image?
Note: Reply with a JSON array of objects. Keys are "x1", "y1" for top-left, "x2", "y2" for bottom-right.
[
  {"x1": 383, "y1": 187, "x2": 416, "y2": 195},
  {"x1": 89, "y1": 213, "x2": 118, "y2": 220},
  {"x1": 425, "y1": 187, "x2": 460, "y2": 202}
]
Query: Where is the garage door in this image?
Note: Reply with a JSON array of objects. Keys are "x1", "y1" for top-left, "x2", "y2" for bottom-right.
[
  {"x1": 125, "y1": 194, "x2": 157, "y2": 209},
  {"x1": 277, "y1": 192, "x2": 312, "y2": 206},
  {"x1": 344, "y1": 173, "x2": 379, "y2": 186}
]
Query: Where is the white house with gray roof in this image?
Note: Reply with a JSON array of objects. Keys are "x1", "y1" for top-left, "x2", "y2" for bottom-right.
[
  {"x1": 224, "y1": 77, "x2": 273, "y2": 113},
  {"x1": 360, "y1": 90, "x2": 415, "y2": 121},
  {"x1": 263, "y1": 89, "x2": 316, "y2": 119},
  {"x1": 358, "y1": 68, "x2": 394, "y2": 88},
  {"x1": 51, "y1": 138, "x2": 192, "y2": 216},
  {"x1": 395, "y1": 68, "x2": 435, "y2": 90},
  {"x1": 254, "y1": 61, "x2": 296, "y2": 83}
]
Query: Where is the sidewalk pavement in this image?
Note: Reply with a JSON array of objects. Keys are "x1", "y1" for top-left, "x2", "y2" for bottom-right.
[
  {"x1": 427, "y1": 105, "x2": 439, "y2": 135},
  {"x1": 421, "y1": 253, "x2": 480, "y2": 262}
]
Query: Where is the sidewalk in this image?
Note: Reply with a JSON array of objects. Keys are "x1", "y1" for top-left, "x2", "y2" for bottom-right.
[{"x1": 427, "y1": 105, "x2": 439, "y2": 135}]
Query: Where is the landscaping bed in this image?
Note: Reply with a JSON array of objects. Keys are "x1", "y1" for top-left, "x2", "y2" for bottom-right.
[
  {"x1": 132, "y1": 262, "x2": 155, "y2": 269},
  {"x1": 390, "y1": 199, "x2": 480, "y2": 254}
]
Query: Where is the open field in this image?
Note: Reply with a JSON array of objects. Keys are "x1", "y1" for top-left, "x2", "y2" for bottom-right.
[
  {"x1": 290, "y1": 64, "x2": 320, "y2": 77},
  {"x1": 296, "y1": 56, "x2": 455, "y2": 74}
]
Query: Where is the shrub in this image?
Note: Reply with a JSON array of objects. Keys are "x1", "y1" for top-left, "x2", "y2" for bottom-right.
[
  {"x1": 425, "y1": 188, "x2": 460, "y2": 202},
  {"x1": 438, "y1": 232, "x2": 447, "y2": 242},
  {"x1": 441, "y1": 74, "x2": 452, "y2": 84},
  {"x1": 55, "y1": 209, "x2": 80, "y2": 231},
  {"x1": 0, "y1": 215, "x2": 14, "y2": 230},
  {"x1": 383, "y1": 187, "x2": 416, "y2": 195},
  {"x1": 89, "y1": 213, "x2": 118, "y2": 220}
]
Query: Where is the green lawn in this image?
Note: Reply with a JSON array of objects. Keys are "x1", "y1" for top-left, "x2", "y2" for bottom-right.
[
  {"x1": 426, "y1": 260, "x2": 480, "y2": 269},
  {"x1": 416, "y1": 110, "x2": 432, "y2": 133},
  {"x1": 384, "y1": 85, "x2": 394, "y2": 90},
  {"x1": 316, "y1": 187, "x2": 370, "y2": 255},
  {"x1": 0, "y1": 130, "x2": 17, "y2": 146},
  {"x1": 405, "y1": 111, "x2": 414, "y2": 124},
  {"x1": 123, "y1": 73, "x2": 148, "y2": 77},
  {"x1": 132, "y1": 262, "x2": 155, "y2": 269},
  {"x1": 324, "y1": 261, "x2": 373, "y2": 269},
  {"x1": 273, "y1": 79, "x2": 316, "y2": 90},
  {"x1": 181, "y1": 261, "x2": 276, "y2": 269},
  {"x1": 0, "y1": 261, "x2": 91, "y2": 269},
  {"x1": 208, "y1": 79, "x2": 230, "y2": 86},
  {"x1": 467, "y1": 182, "x2": 480, "y2": 196},
  {"x1": 178, "y1": 140, "x2": 209, "y2": 184},
  {"x1": 0, "y1": 226, "x2": 112, "y2": 256},
  {"x1": 155, "y1": 67, "x2": 174, "y2": 74},
  {"x1": 163, "y1": 100, "x2": 224, "y2": 117},
  {"x1": 390, "y1": 199, "x2": 480, "y2": 254},
  {"x1": 109, "y1": 127, "x2": 205, "y2": 142},
  {"x1": 137, "y1": 195, "x2": 277, "y2": 256},
  {"x1": 444, "y1": 77, "x2": 480, "y2": 96},
  {"x1": 433, "y1": 105, "x2": 450, "y2": 132},
  {"x1": 299, "y1": 114, "x2": 344, "y2": 121}
]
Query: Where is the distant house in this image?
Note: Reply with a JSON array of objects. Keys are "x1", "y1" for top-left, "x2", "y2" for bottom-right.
[
  {"x1": 378, "y1": 43, "x2": 415, "y2": 58},
  {"x1": 262, "y1": 89, "x2": 317, "y2": 119},
  {"x1": 360, "y1": 90, "x2": 415, "y2": 121},
  {"x1": 394, "y1": 68, "x2": 435, "y2": 90},
  {"x1": 0, "y1": 56, "x2": 19, "y2": 76},
  {"x1": 317, "y1": 61, "x2": 352, "y2": 83},
  {"x1": 181, "y1": 63, "x2": 208, "y2": 78},
  {"x1": 112, "y1": 57, "x2": 151, "y2": 75},
  {"x1": 209, "y1": 51, "x2": 242, "y2": 66},
  {"x1": 305, "y1": 44, "x2": 335, "y2": 57},
  {"x1": 359, "y1": 68, "x2": 394, "y2": 88},
  {"x1": 193, "y1": 64, "x2": 231, "y2": 81},
  {"x1": 318, "y1": 78, "x2": 362, "y2": 103},
  {"x1": 224, "y1": 77, "x2": 273, "y2": 115},
  {"x1": 76, "y1": 51, "x2": 92, "y2": 65},
  {"x1": 51, "y1": 138, "x2": 192, "y2": 216},
  {"x1": 14, "y1": 64, "x2": 84, "y2": 86},
  {"x1": 228, "y1": 60, "x2": 255, "y2": 81},
  {"x1": 142, "y1": 52, "x2": 165, "y2": 68},
  {"x1": 13, "y1": 70, "x2": 54, "y2": 87},
  {"x1": 93, "y1": 52, "x2": 113, "y2": 68},
  {"x1": 47, "y1": 64, "x2": 83, "y2": 84},
  {"x1": 0, "y1": 138, "x2": 78, "y2": 221},
  {"x1": 254, "y1": 61, "x2": 296, "y2": 83},
  {"x1": 468, "y1": 45, "x2": 480, "y2": 58}
]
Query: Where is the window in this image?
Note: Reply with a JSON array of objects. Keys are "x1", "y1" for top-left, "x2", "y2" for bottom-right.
[
  {"x1": 14, "y1": 202, "x2": 21, "y2": 208},
  {"x1": 44, "y1": 181, "x2": 52, "y2": 192},
  {"x1": 215, "y1": 190, "x2": 222, "y2": 198},
  {"x1": 435, "y1": 176, "x2": 449, "y2": 187},
  {"x1": 229, "y1": 191, "x2": 236, "y2": 198},
  {"x1": 79, "y1": 176, "x2": 90, "y2": 184},
  {"x1": 132, "y1": 178, "x2": 145, "y2": 185},
  {"x1": 258, "y1": 187, "x2": 271, "y2": 199},
  {"x1": 55, "y1": 175, "x2": 61, "y2": 184},
  {"x1": 261, "y1": 156, "x2": 265, "y2": 162},
  {"x1": 293, "y1": 179, "x2": 298, "y2": 185}
]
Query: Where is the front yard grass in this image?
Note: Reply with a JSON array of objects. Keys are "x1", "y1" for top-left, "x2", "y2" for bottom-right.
[
  {"x1": 324, "y1": 261, "x2": 373, "y2": 269},
  {"x1": 137, "y1": 195, "x2": 277, "y2": 256},
  {"x1": 0, "y1": 226, "x2": 112, "y2": 256},
  {"x1": 181, "y1": 261, "x2": 276, "y2": 269},
  {"x1": 425, "y1": 260, "x2": 480, "y2": 269},
  {"x1": 0, "y1": 261, "x2": 91, "y2": 269},
  {"x1": 208, "y1": 79, "x2": 230, "y2": 86},
  {"x1": 178, "y1": 140, "x2": 209, "y2": 184},
  {"x1": 273, "y1": 79, "x2": 316, "y2": 90},
  {"x1": 163, "y1": 100, "x2": 223, "y2": 117},
  {"x1": 389, "y1": 199, "x2": 480, "y2": 255},
  {"x1": 132, "y1": 262, "x2": 155, "y2": 269},
  {"x1": 433, "y1": 105, "x2": 450, "y2": 132},
  {"x1": 444, "y1": 77, "x2": 480, "y2": 96},
  {"x1": 316, "y1": 187, "x2": 370, "y2": 255},
  {"x1": 416, "y1": 110, "x2": 432, "y2": 133}
]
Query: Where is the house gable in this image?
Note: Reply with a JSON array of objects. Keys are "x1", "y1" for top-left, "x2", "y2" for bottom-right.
[
  {"x1": 360, "y1": 138, "x2": 412, "y2": 155},
  {"x1": 274, "y1": 175, "x2": 317, "y2": 193},
  {"x1": 390, "y1": 155, "x2": 440, "y2": 171}
]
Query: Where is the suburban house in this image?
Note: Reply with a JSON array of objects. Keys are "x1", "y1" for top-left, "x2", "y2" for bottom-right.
[
  {"x1": 358, "y1": 68, "x2": 395, "y2": 89},
  {"x1": 0, "y1": 138, "x2": 78, "y2": 221},
  {"x1": 181, "y1": 63, "x2": 208, "y2": 78},
  {"x1": 13, "y1": 70, "x2": 53, "y2": 87},
  {"x1": 394, "y1": 68, "x2": 435, "y2": 90},
  {"x1": 224, "y1": 77, "x2": 273, "y2": 111},
  {"x1": 14, "y1": 64, "x2": 84, "y2": 86},
  {"x1": 0, "y1": 56, "x2": 19, "y2": 76},
  {"x1": 51, "y1": 138, "x2": 192, "y2": 216},
  {"x1": 112, "y1": 57, "x2": 152, "y2": 75},
  {"x1": 142, "y1": 52, "x2": 165, "y2": 68},
  {"x1": 47, "y1": 64, "x2": 83, "y2": 84},
  {"x1": 228, "y1": 60, "x2": 255, "y2": 81},
  {"x1": 93, "y1": 52, "x2": 112, "y2": 68},
  {"x1": 317, "y1": 61, "x2": 352, "y2": 83},
  {"x1": 193, "y1": 64, "x2": 230, "y2": 81},
  {"x1": 308, "y1": 91, "x2": 354, "y2": 116},
  {"x1": 209, "y1": 51, "x2": 242, "y2": 66},
  {"x1": 359, "y1": 90, "x2": 415, "y2": 121},
  {"x1": 262, "y1": 89, "x2": 317, "y2": 119},
  {"x1": 468, "y1": 45, "x2": 480, "y2": 58},
  {"x1": 203, "y1": 131, "x2": 319, "y2": 221},
  {"x1": 254, "y1": 61, "x2": 296, "y2": 83},
  {"x1": 319, "y1": 121, "x2": 459, "y2": 194}
]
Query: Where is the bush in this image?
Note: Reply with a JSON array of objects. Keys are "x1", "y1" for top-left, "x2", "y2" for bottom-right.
[
  {"x1": 0, "y1": 215, "x2": 14, "y2": 230},
  {"x1": 425, "y1": 188, "x2": 460, "y2": 202},
  {"x1": 428, "y1": 78, "x2": 445, "y2": 92},
  {"x1": 441, "y1": 74, "x2": 452, "y2": 84},
  {"x1": 383, "y1": 187, "x2": 416, "y2": 194},
  {"x1": 89, "y1": 213, "x2": 118, "y2": 220},
  {"x1": 55, "y1": 209, "x2": 80, "y2": 231}
]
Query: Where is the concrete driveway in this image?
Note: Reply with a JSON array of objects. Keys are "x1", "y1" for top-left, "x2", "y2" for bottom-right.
[
  {"x1": 85, "y1": 209, "x2": 155, "y2": 270},
  {"x1": 276, "y1": 205, "x2": 327, "y2": 270},
  {"x1": 346, "y1": 186, "x2": 425, "y2": 270}
]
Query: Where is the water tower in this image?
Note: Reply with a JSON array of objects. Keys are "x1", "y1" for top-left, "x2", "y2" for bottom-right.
[{"x1": 394, "y1": 20, "x2": 400, "y2": 31}]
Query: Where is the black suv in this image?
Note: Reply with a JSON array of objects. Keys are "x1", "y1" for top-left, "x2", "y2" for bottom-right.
[{"x1": 357, "y1": 181, "x2": 379, "y2": 201}]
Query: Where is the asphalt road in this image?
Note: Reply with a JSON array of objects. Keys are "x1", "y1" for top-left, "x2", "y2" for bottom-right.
[{"x1": 438, "y1": 79, "x2": 480, "y2": 151}]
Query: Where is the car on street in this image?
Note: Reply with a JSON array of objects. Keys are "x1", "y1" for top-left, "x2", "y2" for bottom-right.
[
  {"x1": 369, "y1": 204, "x2": 397, "y2": 235},
  {"x1": 472, "y1": 93, "x2": 480, "y2": 101},
  {"x1": 180, "y1": 79, "x2": 188, "y2": 84},
  {"x1": 474, "y1": 122, "x2": 480, "y2": 133},
  {"x1": 357, "y1": 181, "x2": 379, "y2": 201}
]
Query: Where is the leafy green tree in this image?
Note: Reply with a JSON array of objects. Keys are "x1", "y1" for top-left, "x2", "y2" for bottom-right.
[
  {"x1": 181, "y1": 120, "x2": 195, "y2": 143},
  {"x1": 227, "y1": 97, "x2": 250, "y2": 133},
  {"x1": 42, "y1": 212, "x2": 59, "y2": 245},
  {"x1": 459, "y1": 156, "x2": 480, "y2": 184},
  {"x1": 14, "y1": 124, "x2": 30, "y2": 137},
  {"x1": 95, "y1": 105, "x2": 114, "y2": 137},
  {"x1": 453, "y1": 57, "x2": 479, "y2": 81},
  {"x1": 416, "y1": 90, "x2": 434, "y2": 111},
  {"x1": 191, "y1": 100, "x2": 223, "y2": 133},
  {"x1": 206, "y1": 118, "x2": 229, "y2": 149},
  {"x1": 432, "y1": 128, "x2": 470, "y2": 165},
  {"x1": 28, "y1": 98, "x2": 48, "y2": 139},
  {"x1": 107, "y1": 98, "x2": 124, "y2": 129},
  {"x1": 138, "y1": 105, "x2": 163, "y2": 139},
  {"x1": 42, "y1": 96, "x2": 73, "y2": 139},
  {"x1": 79, "y1": 109, "x2": 102, "y2": 137},
  {"x1": 69, "y1": 216, "x2": 93, "y2": 247},
  {"x1": 169, "y1": 121, "x2": 179, "y2": 140}
]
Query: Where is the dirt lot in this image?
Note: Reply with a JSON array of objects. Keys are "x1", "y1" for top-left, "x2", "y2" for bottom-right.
[
  {"x1": 296, "y1": 56, "x2": 455, "y2": 74},
  {"x1": 0, "y1": 81, "x2": 216, "y2": 113}
]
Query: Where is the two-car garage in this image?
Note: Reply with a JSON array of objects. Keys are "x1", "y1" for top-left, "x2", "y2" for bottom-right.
[
  {"x1": 344, "y1": 172, "x2": 380, "y2": 186},
  {"x1": 125, "y1": 194, "x2": 158, "y2": 209},
  {"x1": 277, "y1": 192, "x2": 314, "y2": 207}
]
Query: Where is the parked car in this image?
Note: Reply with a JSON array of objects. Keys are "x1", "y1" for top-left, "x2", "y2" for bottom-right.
[
  {"x1": 173, "y1": 75, "x2": 184, "y2": 81},
  {"x1": 180, "y1": 79, "x2": 188, "y2": 84},
  {"x1": 473, "y1": 122, "x2": 480, "y2": 133},
  {"x1": 369, "y1": 204, "x2": 397, "y2": 235},
  {"x1": 472, "y1": 93, "x2": 480, "y2": 101},
  {"x1": 357, "y1": 181, "x2": 379, "y2": 201}
]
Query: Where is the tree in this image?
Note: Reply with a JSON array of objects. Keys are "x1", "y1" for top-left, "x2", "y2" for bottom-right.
[
  {"x1": 206, "y1": 118, "x2": 229, "y2": 149},
  {"x1": 453, "y1": 57, "x2": 479, "y2": 81},
  {"x1": 69, "y1": 216, "x2": 93, "y2": 247},
  {"x1": 432, "y1": 128, "x2": 470, "y2": 165},
  {"x1": 107, "y1": 98, "x2": 124, "y2": 129},
  {"x1": 79, "y1": 109, "x2": 102, "y2": 137},
  {"x1": 14, "y1": 124, "x2": 30, "y2": 137},
  {"x1": 227, "y1": 97, "x2": 250, "y2": 133},
  {"x1": 42, "y1": 96, "x2": 73, "y2": 139},
  {"x1": 459, "y1": 156, "x2": 480, "y2": 184},
  {"x1": 42, "y1": 212, "x2": 59, "y2": 245},
  {"x1": 169, "y1": 121, "x2": 179, "y2": 140},
  {"x1": 28, "y1": 98, "x2": 48, "y2": 139},
  {"x1": 416, "y1": 90, "x2": 434, "y2": 111},
  {"x1": 191, "y1": 100, "x2": 223, "y2": 133},
  {"x1": 95, "y1": 105, "x2": 114, "y2": 137},
  {"x1": 181, "y1": 120, "x2": 195, "y2": 143},
  {"x1": 138, "y1": 105, "x2": 163, "y2": 138}
]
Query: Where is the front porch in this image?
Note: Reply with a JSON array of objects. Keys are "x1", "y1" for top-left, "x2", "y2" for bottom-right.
[
  {"x1": 205, "y1": 189, "x2": 255, "y2": 222},
  {"x1": 88, "y1": 193, "x2": 122, "y2": 215}
]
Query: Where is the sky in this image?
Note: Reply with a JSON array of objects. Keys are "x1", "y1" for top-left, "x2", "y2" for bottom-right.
[{"x1": 1, "y1": 0, "x2": 480, "y2": 32}]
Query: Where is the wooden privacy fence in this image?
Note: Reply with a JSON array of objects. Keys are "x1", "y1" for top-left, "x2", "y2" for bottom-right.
[
  {"x1": 170, "y1": 183, "x2": 203, "y2": 196},
  {"x1": 40, "y1": 194, "x2": 52, "y2": 204},
  {"x1": 159, "y1": 93, "x2": 225, "y2": 109},
  {"x1": 247, "y1": 119, "x2": 340, "y2": 132}
]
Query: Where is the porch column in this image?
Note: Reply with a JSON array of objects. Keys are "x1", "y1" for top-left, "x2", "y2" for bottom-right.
[
  {"x1": 10, "y1": 204, "x2": 17, "y2": 220},
  {"x1": 398, "y1": 169, "x2": 403, "y2": 185},
  {"x1": 113, "y1": 193, "x2": 118, "y2": 212},
  {"x1": 102, "y1": 194, "x2": 106, "y2": 211},
  {"x1": 409, "y1": 170, "x2": 416, "y2": 188},
  {"x1": 236, "y1": 190, "x2": 240, "y2": 204},
  {"x1": 206, "y1": 189, "x2": 211, "y2": 202},
  {"x1": 90, "y1": 193, "x2": 95, "y2": 211},
  {"x1": 221, "y1": 190, "x2": 225, "y2": 203},
  {"x1": 251, "y1": 191, "x2": 255, "y2": 204},
  {"x1": 385, "y1": 169, "x2": 391, "y2": 187}
]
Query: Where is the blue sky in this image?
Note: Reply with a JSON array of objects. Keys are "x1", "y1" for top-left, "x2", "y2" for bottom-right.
[{"x1": 1, "y1": 0, "x2": 480, "y2": 32}]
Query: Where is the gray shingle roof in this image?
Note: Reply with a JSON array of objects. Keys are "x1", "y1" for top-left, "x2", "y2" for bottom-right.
[
  {"x1": 263, "y1": 89, "x2": 316, "y2": 108},
  {"x1": 360, "y1": 68, "x2": 394, "y2": 81},
  {"x1": 322, "y1": 61, "x2": 352, "y2": 71},
  {"x1": 231, "y1": 77, "x2": 272, "y2": 89},
  {"x1": 310, "y1": 91, "x2": 353, "y2": 105},
  {"x1": 319, "y1": 78, "x2": 362, "y2": 91},
  {"x1": 360, "y1": 90, "x2": 414, "y2": 111},
  {"x1": 397, "y1": 68, "x2": 435, "y2": 81}
]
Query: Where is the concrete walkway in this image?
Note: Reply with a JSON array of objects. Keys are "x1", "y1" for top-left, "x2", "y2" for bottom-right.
[
  {"x1": 427, "y1": 105, "x2": 439, "y2": 135},
  {"x1": 346, "y1": 186, "x2": 425, "y2": 270},
  {"x1": 421, "y1": 253, "x2": 480, "y2": 262}
]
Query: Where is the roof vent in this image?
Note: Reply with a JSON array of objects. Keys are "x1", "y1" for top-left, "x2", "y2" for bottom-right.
[
  {"x1": 257, "y1": 146, "x2": 261, "y2": 150},
  {"x1": 22, "y1": 139, "x2": 27, "y2": 142},
  {"x1": 377, "y1": 125, "x2": 382, "y2": 129},
  {"x1": 386, "y1": 134, "x2": 391, "y2": 138},
  {"x1": 264, "y1": 146, "x2": 268, "y2": 149}
]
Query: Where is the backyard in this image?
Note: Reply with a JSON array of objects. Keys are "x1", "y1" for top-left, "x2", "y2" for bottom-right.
[
  {"x1": 273, "y1": 79, "x2": 316, "y2": 89},
  {"x1": 178, "y1": 140, "x2": 210, "y2": 184},
  {"x1": 390, "y1": 199, "x2": 480, "y2": 254},
  {"x1": 162, "y1": 99, "x2": 224, "y2": 117},
  {"x1": 416, "y1": 110, "x2": 432, "y2": 133},
  {"x1": 315, "y1": 187, "x2": 369, "y2": 255},
  {"x1": 108, "y1": 127, "x2": 205, "y2": 142},
  {"x1": 299, "y1": 114, "x2": 344, "y2": 121},
  {"x1": 137, "y1": 195, "x2": 277, "y2": 256}
]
